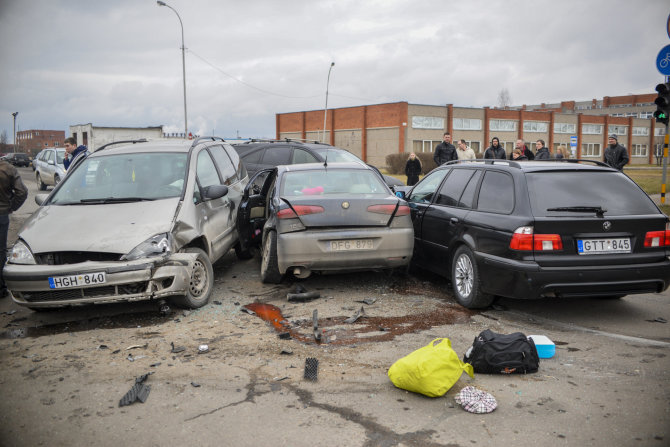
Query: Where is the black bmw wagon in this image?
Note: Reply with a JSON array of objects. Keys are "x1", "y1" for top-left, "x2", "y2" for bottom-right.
[{"x1": 398, "y1": 159, "x2": 670, "y2": 309}]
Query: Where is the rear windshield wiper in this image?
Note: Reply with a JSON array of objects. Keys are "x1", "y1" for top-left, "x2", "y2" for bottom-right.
[
  {"x1": 80, "y1": 197, "x2": 155, "y2": 204},
  {"x1": 546, "y1": 206, "x2": 607, "y2": 217}
]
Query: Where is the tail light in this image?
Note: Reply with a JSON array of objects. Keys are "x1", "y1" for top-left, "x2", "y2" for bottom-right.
[
  {"x1": 510, "y1": 226, "x2": 563, "y2": 251},
  {"x1": 367, "y1": 204, "x2": 410, "y2": 216},
  {"x1": 277, "y1": 205, "x2": 324, "y2": 219},
  {"x1": 643, "y1": 230, "x2": 670, "y2": 247}
]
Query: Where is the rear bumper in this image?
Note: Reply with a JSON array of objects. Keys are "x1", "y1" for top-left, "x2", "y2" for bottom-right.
[
  {"x1": 276, "y1": 227, "x2": 413, "y2": 274},
  {"x1": 477, "y1": 252, "x2": 670, "y2": 299},
  {"x1": 4, "y1": 253, "x2": 197, "y2": 308}
]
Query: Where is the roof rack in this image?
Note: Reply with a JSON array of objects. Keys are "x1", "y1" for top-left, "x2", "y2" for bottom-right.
[
  {"x1": 443, "y1": 158, "x2": 611, "y2": 169},
  {"x1": 191, "y1": 136, "x2": 226, "y2": 147},
  {"x1": 236, "y1": 138, "x2": 325, "y2": 145},
  {"x1": 94, "y1": 139, "x2": 148, "y2": 153}
]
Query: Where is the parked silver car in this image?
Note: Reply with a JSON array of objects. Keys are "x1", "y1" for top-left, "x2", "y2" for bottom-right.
[
  {"x1": 236, "y1": 162, "x2": 413, "y2": 283},
  {"x1": 33, "y1": 147, "x2": 67, "y2": 190},
  {"x1": 5, "y1": 137, "x2": 248, "y2": 310}
]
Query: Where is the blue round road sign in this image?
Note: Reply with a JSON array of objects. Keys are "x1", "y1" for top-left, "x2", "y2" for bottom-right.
[{"x1": 657, "y1": 44, "x2": 670, "y2": 75}]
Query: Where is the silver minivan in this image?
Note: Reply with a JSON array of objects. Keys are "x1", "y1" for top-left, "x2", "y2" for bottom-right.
[
  {"x1": 34, "y1": 147, "x2": 66, "y2": 190},
  {"x1": 5, "y1": 137, "x2": 249, "y2": 310}
]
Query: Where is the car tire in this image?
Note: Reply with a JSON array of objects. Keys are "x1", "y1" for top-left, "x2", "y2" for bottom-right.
[
  {"x1": 234, "y1": 242, "x2": 254, "y2": 260},
  {"x1": 170, "y1": 247, "x2": 213, "y2": 309},
  {"x1": 54, "y1": 174, "x2": 61, "y2": 185},
  {"x1": 451, "y1": 245, "x2": 493, "y2": 309},
  {"x1": 36, "y1": 173, "x2": 46, "y2": 191},
  {"x1": 260, "y1": 231, "x2": 282, "y2": 284}
]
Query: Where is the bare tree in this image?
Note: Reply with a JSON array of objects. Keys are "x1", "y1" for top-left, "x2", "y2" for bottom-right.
[{"x1": 497, "y1": 88, "x2": 512, "y2": 108}]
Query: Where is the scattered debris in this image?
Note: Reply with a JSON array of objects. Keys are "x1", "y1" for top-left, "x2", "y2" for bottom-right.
[
  {"x1": 213, "y1": 301, "x2": 222, "y2": 305},
  {"x1": 287, "y1": 284, "x2": 320, "y2": 302},
  {"x1": 280, "y1": 348, "x2": 293, "y2": 355},
  {"x1": 158, "y1": 299, "x2": 170, "y2": 315},
  {"x1": 150, "y1": 362, "x2": 162, "y2": 367},
  {"x1": 198, "y1": 344, "x2": 209, "y2": 354},
  {"x1": 112, "y1": 349, "x2": 121, "y2": 354},
  {"x1": 119, "y1": 372, "x2": 153, "y2": 407},
  {"x1": 344, "y1": 306, "x2": 366, "y2": 324},
  {"x1": 170, "y1": 342, "x2": 186, "y2": 354},
  {"x1": 645, "y1": 317, "x2": 667, "y2": 323},
  {"x1": 127, "y1": 354, "x2": 146, "y2": 362},
  {"x1": 191, "y1": 382, "x2": 201, "y2": 388},
  {"x1": 126, "y1": 344, "x2": 148, "y2": 351},
  {"x1": 278, "y1": 332, "x2": 292, "y2": 340},
  {"x1": 98, "y1": 344, "x2": 109, "y2": 350},
  {"x1": 355, "y1": 298, "x2": 377, "y2": 305},
  {"x1": 313, "y1": 310, "x2": 321, "y2": 342},
  {"x1": 274, "y1": 376, "x2": 289, "y2": 381},
  {"x1": 1, "y1": 310, "x2": 17, "y2": 316},
  {"x1": 455, "y1": 386, "x2": 497, "y2": 414},
  {"x1": 304, "y1": 358, "x2": 319, "y2": 381},
  {"x1": 241, "y1": 307, "x2": 256, "y2": 316},
  {"x1": 182, "y1": 310, "x2": 191, "y2": 317}
]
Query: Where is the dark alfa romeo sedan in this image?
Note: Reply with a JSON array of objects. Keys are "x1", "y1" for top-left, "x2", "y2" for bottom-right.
[{"x1": 397, "y1": 159, "x2": 670, "y2": 308}]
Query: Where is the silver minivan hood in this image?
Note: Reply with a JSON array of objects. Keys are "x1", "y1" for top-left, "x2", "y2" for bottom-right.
[{"x1": 19, "y1": 199, "x2": 180, "y2": 254}]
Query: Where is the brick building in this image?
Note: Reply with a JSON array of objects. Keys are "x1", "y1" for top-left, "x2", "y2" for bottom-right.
[
  {"x1": 276, "y1": 92, "x2": 664, "y2": 168},
  {"x1": 15, "y1": 129, "x2": 65, "y2": 157}
]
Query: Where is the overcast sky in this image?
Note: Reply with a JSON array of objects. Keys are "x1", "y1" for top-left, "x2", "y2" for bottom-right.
[{"x1": 1, "y1": 0, "x2": 668, "y2": 142}]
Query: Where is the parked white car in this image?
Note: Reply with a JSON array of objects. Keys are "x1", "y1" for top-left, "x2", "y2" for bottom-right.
[{"x1": 33, "y1": 147, "x2": 66, "y2": 190}]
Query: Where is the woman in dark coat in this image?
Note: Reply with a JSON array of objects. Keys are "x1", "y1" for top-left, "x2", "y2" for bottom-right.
[{"x1": 405, "y1": 152, "x2": 422, "y2": 186}]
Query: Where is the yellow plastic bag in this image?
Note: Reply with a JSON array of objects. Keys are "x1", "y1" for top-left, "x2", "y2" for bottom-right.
[{"x1": 388, "y1": 338, "x2": 475, "y2": 397}]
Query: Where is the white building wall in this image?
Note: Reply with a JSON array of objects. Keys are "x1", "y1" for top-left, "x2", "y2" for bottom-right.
[{"x1": 69, "y1": 124, "x2": 163, "y2": 152}]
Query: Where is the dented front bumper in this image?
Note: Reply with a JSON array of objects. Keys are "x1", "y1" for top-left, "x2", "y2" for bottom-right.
[{"x1": 4, "y1": 253, "x2": 198, "y2": 309}]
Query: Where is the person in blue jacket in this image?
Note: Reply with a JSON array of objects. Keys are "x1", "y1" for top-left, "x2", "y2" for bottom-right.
[{"x1": 63, "y1": 137, "x2": 89, "y2": 170}]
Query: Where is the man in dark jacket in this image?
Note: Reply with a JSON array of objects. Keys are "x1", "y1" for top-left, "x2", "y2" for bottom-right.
[
  {"x1": 534, "y1": 139, "x2": 551, "y2": 160},
  {"x1": 0, "y1": 159, "x2": 28, "y2": 297},
  {"x1": 433, "y1": 132, "x2": 457, "y2": 166},
  {"x1": 484, "y1": 137, "x2": 506, "y2": 159},
  {"x1": 604, "y1": 134, "x2": 629, "y2": 171},
  {"x1": 63, "y1": 137, "x2": 89, "y2": 170}
]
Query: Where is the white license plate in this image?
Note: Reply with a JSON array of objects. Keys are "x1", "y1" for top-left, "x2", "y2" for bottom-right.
[
  {"x1": 48, "y1": 272, "x2": 107, "y2": 289},
  {"x1": 329, "y1": 239, "x2": 374, "y2": 251},
  {"x1": 577, "y1": 238, "x2": 631, "y2": 255}
]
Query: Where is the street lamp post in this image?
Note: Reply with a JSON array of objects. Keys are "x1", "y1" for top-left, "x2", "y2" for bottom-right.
[
  {"x1": 322, "y1": 62, "x2": 335, "y2": 143},
  {"x1": 157, "y1": 1, "x2": 188, "y2": 138},
  {"x1": 11, "y1": 112, "x2": 18, "y2": 152}
]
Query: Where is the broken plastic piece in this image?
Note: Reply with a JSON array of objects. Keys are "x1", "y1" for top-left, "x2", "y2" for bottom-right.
[
  {"x1": 313, "y1": 310, "x2": 321, "y2": 342},
  {"x1": 344, "y1": 306, "x2": 366, "y2": 324},
  {"x1": 119, "y1": 373, "x2": 153, "y2": 407},
  {"x1": 198, "y1": 344, "x2": 209, "y2": 353},
  {"x1": 646, "y1": 317, "x2": 667, "y2": 323},
  {"x1": 126, "y1": 344, "x2": 148, "y2": 350},
  {"x1": 294, "y1": 284, "x2": 307, "y2": 294},
  {"x1": 278, "y1": 332, "x2": 292, "y2": 340},
  {"x1": 287, "y1": 291, "x2": 321, "y2": 302},
  {"x1": 191, "y1": 382, "x2": 201, "y2": 388},
  {"x1": 280, "y1": 348, "x2": 293, "y2": 355},
  {"x1": 213, "y1": 300, "x2": 222, "y2": 305},
  {"x1": 355, "y1": 298, "x2": 377, "y2": 305},
  {"x1": 170, "y1": 342, "x2": 186, "y2": 354},
  {"x1": 241, "y1": 307, "x2": 256, "y2": 315},
  {"x1": 158, "y1": 299, "x2": 170, "y2": 315},
  {"x1": 304, "y1": 358, "x2": 319, "y2": 381}
]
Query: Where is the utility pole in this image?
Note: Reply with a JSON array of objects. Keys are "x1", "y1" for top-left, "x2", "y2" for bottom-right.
[{"x1": 11, "y1": 112, "x2": 18, "y2": 152}]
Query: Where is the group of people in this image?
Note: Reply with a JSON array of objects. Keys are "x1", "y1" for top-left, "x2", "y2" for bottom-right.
[{"x1": 404, "y1": 131, "x2": 630, "y2": 185}]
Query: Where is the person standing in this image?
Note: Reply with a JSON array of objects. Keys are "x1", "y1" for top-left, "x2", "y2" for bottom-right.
[
  {"x1": 554, "y1": 145, "x2": 567, "y2": 159},
  {"x1": 510, "y1": 139, "x2": 535, "y2": 160},
  {"x1": 484, "y1": 137, "x2": 506, "y2": 159},
  {"x1": 433, "y1": 132, "x2": 457, "y2": 166},
  {"x1": 511, "y1": 148, "x2": 528, "y2": 160},
  {"x1": 534, "y1": 139, "x2": 551, "y2": 160},
  {"x1": 456, "y1": 139, "x2": 476, "y2": 160},
  {"x1": 604, "y1": 134, "x2": 629, "y2": 171},
  {"x1": 0, "y1": 158, "x2": 28, "y2": 297},
  {"x1": 404, "y1": 153, "x2": 422, "y2": 186},
  {"x1": 63, "y1": 137, "x2": 89, "y2": 170}
]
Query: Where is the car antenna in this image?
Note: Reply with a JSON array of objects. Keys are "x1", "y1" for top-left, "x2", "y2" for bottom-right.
[{"x1": 324, "y1": 146, "x2": 328, "y2": 167}]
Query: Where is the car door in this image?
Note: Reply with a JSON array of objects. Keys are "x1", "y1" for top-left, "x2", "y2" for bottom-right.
[
  {"x1": 193, "y1": 147, "x2": 232, "y2": 262},
  {"x1": 208, "y1": 144, "x2": 245, "y2": 251},
  {"x1": 236, "y1": 168, "x2": 277, "y2": 253},
  {"x1": 44, "y1": 150, "x2": 56, "y2": 184},
  {"x1": 405, "y1": 168, "x2": 450, "y2": 268}
]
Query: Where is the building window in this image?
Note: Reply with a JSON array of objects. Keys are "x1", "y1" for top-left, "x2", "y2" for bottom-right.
[
  {"x1": 523, "y1": 121, "x2": 548, "y2": 133},
  {"x1": 462, "y1": 140, "x2": 481, "y2": 153},
  {"x1": 582, "y1": 124, "x2": 603, "y2": 135},
  {"x1": 640, "y1": 111, "x2": 653, "y2": 119},
  {"x1": 500, "y1": 141, "x2": 514, "y2": 153},
  {"x1": 490, "y1": 120, "x2": 516, "y2": 131},
  {"x1": 632, "y1": 127, "x2": 649, "y2": 136},
  {"x1": 453, "y1": 118, "x2": 482, "y2": 130},
  {"x1": 411, "y1": 116, "x2": 445, "y2": 130},
  {"x1": 632, "y1": 144, "x2": 648, "y2": 157},
  {"x1": 413, "y1": 140, "x2": 442, "y2": 153},
  {"x1": 581, "y1": 143, "x2": 601, "y2": 157},
  {"x1": 554, "y1": 122, "x2": 576, "y2": 133},
  {"x1": 608, "y1": 125, "x2": 627, "y2": 135},
  {"x1": 655, "y1": 128, "x2": 666, "y2": 136}
]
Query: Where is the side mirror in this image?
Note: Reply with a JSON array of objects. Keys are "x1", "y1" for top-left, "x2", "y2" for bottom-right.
[
  {"x1": 394, "y1": 190, "x2": 406, "y2": 199},
  {"x1": 203, "y1": 184, "x2": 229, "y2": 200},
  {"x1": 35, "y1": 193, "x2": 49, "y2": 206}
]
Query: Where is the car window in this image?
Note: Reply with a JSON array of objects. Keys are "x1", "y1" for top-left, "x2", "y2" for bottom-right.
[
  {"x1": 526, "y1": 171, "x2": 659, "y2": 216},
  {"x1": 242, "y1": 149, "x2": 263, "y2": 164},
  {"x1": 477, "y1": 171, "x2": 514, "y2": 214},
  {"x1": 407, "y1": 169, "x2": 449, "y2": 204},
  {"x1": 262, "y1": 147, "x2": 292, "y2": 165},
  {"x1": 38, "y1": 151, "x2": 46, "y2": 161},
  {"x1": 46, "y1": 151, "x2": 54, "y2": 164},
  {"x1": 435, "y1": 169, "x2": 475, "y2": 207},
  {"x1": 458, "y1": 170, "x2": 482, "y2": 209},
  {"x1": 197, "y1": 150, "x2": 221, "y2": 188},
  {"x1": 224, "y1": 143, "x2": 246, "y2": 180},
  {"x1": 281, "y1": 169, "x2": 387, "y2": 197},
  {"x1": 209, "y1": 145, "x2": 237, "y2": 185},
  {"x1": 292, "y1": 149, "x2": 319, "y2": 164},
  {"x1": 311, "y1": 147, "x2": 360, "y2": 163}
]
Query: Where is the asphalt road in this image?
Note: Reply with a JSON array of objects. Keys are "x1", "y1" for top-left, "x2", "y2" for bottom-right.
[{"x1": 0, "y1": 167, "x2": 668, "y2": 447}]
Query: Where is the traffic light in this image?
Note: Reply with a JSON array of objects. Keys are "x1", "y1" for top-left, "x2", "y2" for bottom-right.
[{"x1": 654, "y1": 82, "x2": 670, "y2": 125}]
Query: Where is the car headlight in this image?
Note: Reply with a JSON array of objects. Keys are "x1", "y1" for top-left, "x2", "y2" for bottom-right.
[
  {"x1": 121, "y1": 233, "x2": 172, "y2": 261},
  {"x1": 9, "y1": 240, "x2": 36, "y2": 265}
]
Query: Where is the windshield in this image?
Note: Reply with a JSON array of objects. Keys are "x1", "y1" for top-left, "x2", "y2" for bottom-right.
[
  {"x1": 281, "y1": 168, "x2": 387, "y2": 197},
  {"x1": 526, "y1": 171, "x2": 659, "y2": 216},
  {"x1": 50, "y1": 152, "x2": 188, "y2": 205},
  {"x1": 310, "y1": 147, "x2": 361, "y2": 163}
]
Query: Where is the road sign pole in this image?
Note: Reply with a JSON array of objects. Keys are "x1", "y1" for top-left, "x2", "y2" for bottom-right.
[{"x1": 662, "y1": 130, "x2": 669, "y2": 204}]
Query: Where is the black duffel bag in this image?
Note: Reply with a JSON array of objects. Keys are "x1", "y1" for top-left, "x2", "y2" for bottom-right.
[{"x1": 463, "y1": 329, "x2": 540, "y2": 374}]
